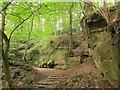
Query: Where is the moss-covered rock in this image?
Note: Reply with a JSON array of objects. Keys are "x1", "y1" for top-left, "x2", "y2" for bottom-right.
[{"x1": 80, "y1": 7, "x2": 119, "y2": 83}]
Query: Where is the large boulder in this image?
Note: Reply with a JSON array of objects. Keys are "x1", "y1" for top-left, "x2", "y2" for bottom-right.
[{"x1": 80, "y1": 7, "x2": 119, "y2": 83}]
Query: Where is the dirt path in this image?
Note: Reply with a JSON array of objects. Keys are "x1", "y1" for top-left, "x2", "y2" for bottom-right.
[
  {"x1": 33, "y1": 67, "x2": 65, "y2": 76},
  {"x1": 32, "y1": 59, "x2": 101, "y2": 88},
  {"x1": 31, "y1": 57, "x2": 117, "y2": 88},
  {"x1": 34, "y1": 57, "x2": 96, "y2": 76},
  {"x1": 5, "y1": 57, "x2": 117, "y2": 88}
]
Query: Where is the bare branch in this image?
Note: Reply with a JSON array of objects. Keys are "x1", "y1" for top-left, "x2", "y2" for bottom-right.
[{"x1": 0, "y1": 0, "x2": 14, "y2": 14}]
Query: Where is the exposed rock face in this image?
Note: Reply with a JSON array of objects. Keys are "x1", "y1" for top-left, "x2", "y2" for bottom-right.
[{"x1": 80, "y1": 7, "x2": 119, "y2": 83}]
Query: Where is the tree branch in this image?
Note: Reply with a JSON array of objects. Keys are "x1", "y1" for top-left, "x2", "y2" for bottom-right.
[
  {"x1": 8, "y1": 13, "x2": 24, "y2": 20},
  {"x1": 0, "y1": 0, "x2": 14, "y2": 14},
  {"x1": 9, "y1": 13, "x2": 33, "y2": 41},
  {"x1": 8, "y1": 5, "x2": 42, "y2": 41}
]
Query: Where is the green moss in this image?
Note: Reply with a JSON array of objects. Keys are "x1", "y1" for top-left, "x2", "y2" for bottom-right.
[
  {"x1": 24, "y1": 78, "x2": 33, "y2": 85},
  {"x1": 72, "y1": 74, "x2": 85, "y2": 84}
]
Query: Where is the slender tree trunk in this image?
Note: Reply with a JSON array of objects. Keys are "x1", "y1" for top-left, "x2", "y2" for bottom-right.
[
  {"x1": 54, "y1": 28, "x2": 57, "y2": 36},
  {"x1": 23, "y1": 15, "x2": 34, "y2": 62},
  {"x1": 2, "y1": 29, "x2": 12, "y2": 88},
  {"x1": 69, "y1": 3, "x2": 74, "y2": 56},
  {"x1": 78, "y1": 3, "x2": 82, "y2": 31},
  {"x1": 2, "y1": 48, "x2": 12, "y2": 88},
  {"x1": 1, "y1": 2, "x2": 13, "y2": 88},
  {"x1": 47, "y1": 45, "x2": 51, "y2": 62},
  {"x1": 1, "y1": 4, "x2": 6, "y2": 32}
]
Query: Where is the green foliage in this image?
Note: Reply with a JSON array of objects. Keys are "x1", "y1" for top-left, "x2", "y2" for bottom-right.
[
  {"x1": 1, "y1": 1, "x2": 116, "y2": 67},
  {"x1": 1, "y1": 1, "x2": 116, "y2": 43},
  {"x1": 4, "y1": 2, "x2": 83, "y2": 43}
]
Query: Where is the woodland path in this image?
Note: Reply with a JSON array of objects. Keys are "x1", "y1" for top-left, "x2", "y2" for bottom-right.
[
  {"x1": 32, "y1": 58, "x2": 101, "y2": 88},
  {"x1": 7, "y1": 57, "x2": 117, "y2": 88}
]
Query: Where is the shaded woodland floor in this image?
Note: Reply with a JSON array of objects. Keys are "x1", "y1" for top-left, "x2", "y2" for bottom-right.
[{"x1": 3, "y1": 56, "x2": 117, "y2": 88}]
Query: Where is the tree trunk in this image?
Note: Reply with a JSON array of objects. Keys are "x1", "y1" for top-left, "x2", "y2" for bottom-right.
[
  {"x1": 2, "y1": 32, "x2": 12, "y2": 88},
  {"x1": 47, "y1": 45, "x2": 51, "y2": 62},
  {"x1": 2, "y1": 49, "x2": 12, "y2": 88},
  {"x1": 1, "y1": 3, "x2": 6, "y2": 32},
  {"x1": 69, "y1": 3, "x2": 74, "y2": 56},
  {"x1": 23, "y1": 15, "x2": 34, "y2": 62},
  {"x1": 1, "y1": 2, "x2": 13, "y2": 88}
]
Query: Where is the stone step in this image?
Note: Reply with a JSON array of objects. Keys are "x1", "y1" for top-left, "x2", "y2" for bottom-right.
[
  {"x1": 47, "y1": 79, "x2": 58, "y2": 82},
  {"x1": 35, "y1": 76, "x2": 60, "y2": 88},
  {"x1": 38, "y1": 81, "x2": 53, "y2": 85},
  {"x1": 36, "y1": 82, "x2": 58, "y2": 88},
  {"x1": 37, "y1": 80, "x2": 58, "y2": 85},
  {"x1": 47, "y1": 76, "x2": 59, "y2": 79},
  {"x1": 35, "y1": 84, "x2": 53, "y2": 88}
]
